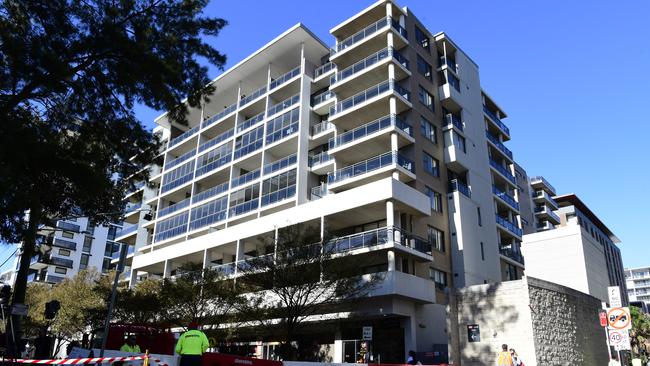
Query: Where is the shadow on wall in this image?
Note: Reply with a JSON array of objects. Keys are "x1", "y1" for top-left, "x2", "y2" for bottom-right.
[{"x1": 452, "y1": 281, "x2": 528, "y2": 366}]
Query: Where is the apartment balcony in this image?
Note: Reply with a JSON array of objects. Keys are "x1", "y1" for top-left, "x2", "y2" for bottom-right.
[
  {"x1": 493, "y1": 186, "x2": 520, "y2": 212},
  {"x1": 495, "y1": 216, "x2": 523, "y2": 239},
  {"x1": 532, "y1": 189, "x2": 559, "y2": 210},
  {"x1": 192, "y1": 182, "x2": 229, "y2": 205},
  {"x1": 202, "y1": 102, "x2": 237, "y2": 131},
  {"x1": 328, "y1": 114, "x2": 414, "y2": 163},
  {"x1": 444, "y1": 137, "x2": 470, "y2": 172},
  {"x1": 324, "y1": 226, "x2": 433, "y2": 261},
  {"x1": 52, "y1": 238, "x2": 77, "y2": 251},
  {"x1": 330, "y1": 47, "x2": 410, "y2": 98},
  {"x1": 530, "y1": 176, "x2": 557, "y2": 196},
  {"x1": 30, "y1": 254, "x2": 49, "y2": 270},
  {"x1": 437, "y1": 56, "x2": 457, "y2": 74},
  {"x1": 310, "y1": 184, "x2": 329, "y2": 200},
  {"x1": 199, "y1": 128, "x2": 235, "y2": 153},
  {"x1": 110, "y1": 245, "x2": 135, "y2": 261},
  {"x1": 483, "y1": 106, "x2": 511, "y2": 140},
  {"x1": 45, "y1": 274, "x2": 65, "y2": 284},
  {"x1": 238, "y1": 85, "x2": 267, "y2": 110},
  {"x1": 489, "y1": 159, "x2": 517, "y2": 186},
  {"x1": 123, "y1": 203, "x2": 142, "y2": 224},
  {"x1": 263, "y1": 154, "x2": 297, "y2": 176},
  {"x1": 534, "y1": 205, "x2": 561, "y2": 224},
  {"x1": 536, "y1": 221, "x2": 555, "y2": 231},
  {"x1": 442, "y1": 113, "x2": 463, "y2": 132},
  {"x1": 313, "y1": 62, "x2": 336, "y2": 83},
  {"x1": 330, "y1": 16, "x2": 409, "y2": 66},
  {"x1": 56, "y1": 221, "x2": 81, "y2": 233},
  {"x1": 231, "y1": 169, "x2": 261, "y2": 189},
  {"x1": 165, "y1": 149, "x2": 197, "y2": 170},
  {"x1": 486, "y1": 131, "x2": 513, "y2": 161},
  {"x1": 267, "y1": 94, "x2": 300, "y2": 118},
  {"x1": 439, "y1": 74, "x2": 462, "y2": 109},
  {"x1": 167, "y1": 125, "x2": 200, "y2": 151},
  {"x1": 269, "y1": 66, "x2": 301, "y2": 94},
  {"x1": 310, "y1": 121, "x2": 335, "y2": 146},
  {"x1": 115, "y1": 224, "x2": 138, "y2": 242},
  {"x1": 499, "y1": 246, "x2": 525, "y2": 266},
  {"x1": 308, "y1": 151, "x2": 334, "y2": 175},
  {"x1": 329, "y1": 79, "x2": 411, "y2": 129},
  {"x1": 366, "y1": 271, "x2": 436, "y2": 304},
  {"x1": 448, "y1": 179, "x2": 471, "y2": 198},
  {"x1": 327, "y1": 151, "x2": 415, "y2": 192},
  {"x1": 311, "y1": 90, "x2": 336, "y2": 115},
  {"x1": 125, "y1": 182, "x2": 145, "y2": 199}
]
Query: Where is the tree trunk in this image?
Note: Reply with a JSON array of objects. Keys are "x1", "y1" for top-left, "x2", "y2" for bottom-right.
[{"x1": 7, "y1": 203, "x2": 41, "y2": 358}]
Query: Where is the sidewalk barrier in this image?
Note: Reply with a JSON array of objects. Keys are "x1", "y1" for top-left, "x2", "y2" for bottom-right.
[{"x1": 15, "y1": 355, "x2": 151, "y2": 364}]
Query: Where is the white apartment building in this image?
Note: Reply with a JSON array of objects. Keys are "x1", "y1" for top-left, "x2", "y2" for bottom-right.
[
  {"x1": 4, "y1": 217, "x2": 122, "y2": 286},
  {"x1": 626, "y1": 266, "x2": 650, "y2": 306},
  {"x1": 521, "y1": 193, "x2": 627, "y2": 305},
  {"x1": 120, "y1": 0, "x2": 526, "y2": 362}
]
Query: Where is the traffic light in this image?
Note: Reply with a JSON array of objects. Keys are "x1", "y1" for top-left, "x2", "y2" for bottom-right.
[
  {"x1": 44, "y1": 300, "x2": 60, "y2": 320},
  {"x1": 0, "y1": 284, "x2": 11, "y2": 304}
]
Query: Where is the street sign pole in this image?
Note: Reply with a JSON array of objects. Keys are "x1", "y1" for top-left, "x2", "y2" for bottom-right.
[
  {"x1": 602, "y1": 302, "x2": 612, "y2": 360},
  {"x1": 99, "y1": 242, "x2": 128, "y2": 357}
]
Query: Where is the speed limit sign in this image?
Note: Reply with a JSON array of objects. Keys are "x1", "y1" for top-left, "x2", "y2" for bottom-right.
[{"x1": 609, "y1": 331, "x2": 624, "y2": 345}]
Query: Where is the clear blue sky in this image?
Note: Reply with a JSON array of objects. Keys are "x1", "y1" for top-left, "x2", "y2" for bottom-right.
[
  {"x1": 3, "y1": 0, "x2": 647, "y2": 274},
  {"x1": 128, "y1": 0, "x2": 650, "y2": 268}
]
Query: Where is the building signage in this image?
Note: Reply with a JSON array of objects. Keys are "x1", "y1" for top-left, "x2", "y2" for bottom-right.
[
  {"x1": 362, "y1": 326, "x2": 372, "y2": 340},
  {"x1": 467, "y1": 324, "x2": 480, "y2": 343},
  {"x1": 608, "y1": 286, "x2": 622, "y2": 308},
  {"x1": 607, "y1": 307, "x2": 632, "y2": 330}
]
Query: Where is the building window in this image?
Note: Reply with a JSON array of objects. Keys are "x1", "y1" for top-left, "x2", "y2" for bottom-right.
[
  {"x1": 58, "y1": 249, "x2": 71, "y2": 257},
  {"x1": 61, "y1": 231, "x2": 74, "y2": 239},
  {"x1": 54, "y1": 267, "x2": 67, "y2": 275},
  {"x1": 429, "y1": 268, "x2": 447, "y2": 288},
  {"x1": 425, "y1": 186, "x2": 443, "y2": 213},
  {"x1": 416, "y1": 54, "x2": 432, "y2": 81},
  {"x1": 79, "y1": 254, "x2": 90, "y2": 270},
  {"x1": 86, "y1": 220, "x2": 96, "y2": 235},
  {"x1": 428, "y1": 226, "x2": 445, "y2": 252},
  {"x1": 102, "y1": 258, "x2": 111, "y2": 273},
  {"x1": 480, "y1": 242, "x2": 485, "y2": 261},
  {"x1": 420, "y1": 117, "x2": 437, "y2": 144},
  {"x1": 418, "y1": 85, "x2": 434, "y2": 112},
  {"x1": 453, "y1": 131, "x2": 466, "y2": 153},
  {"x1": 83, "y1": 236, "x2": 93, "y2": 253},
  {"x1": 261, "y1": 169, "x2": 297, "y2": 207},
  {"x1": 415, "y1": 26, "x2": 430, "y2": 51},
  {"x1": 423, "y1": 152, "x2": 439, "y2": 177},
  {"x1": 477, "y1": 207, "x2": 482, "y2": 227},
  {"x1": 107, "y1": 226, "x2": 117, "y2": 241}
]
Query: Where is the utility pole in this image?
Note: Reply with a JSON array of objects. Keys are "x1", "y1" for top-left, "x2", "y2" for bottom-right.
[{"x1": 99, "y1": 242, "x2": 128, "y2": 357}]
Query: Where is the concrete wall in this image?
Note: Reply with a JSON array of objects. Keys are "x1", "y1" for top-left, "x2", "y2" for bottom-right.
[{"x1": 450, "y1": 276, "x2": 608, "y2": 366}]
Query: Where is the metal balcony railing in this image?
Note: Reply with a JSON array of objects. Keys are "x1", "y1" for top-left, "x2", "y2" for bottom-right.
[
  {"x1": 314, "y1": 62, "x2": 336, "y2": 78},
  {"x1": 329, "y1": 114, "x2": 411, "y2": 149},
  {"x1": 483, "y1": 105, "x2": 510, "y2": 136},
  {"x1": 330, "y1": 16, "x2": 407, "y2": 55},
  {"x1": 202, "y1": 102, "x2": 237, "y2": 129},
  {"x1": 198, "y1": 128, "x2": 234, "y2": 153},
  {"x1": 311, "y1": 121, "x2": 334, "y2": 136},
  {"x1": 495, "y1": 216, "x2": 523, "y2": 237},
  {"x1": 56, "y1": 221, "x2": 80, "y2": 233},
  {"x1": 311, "y1": 184, "x2": 329, "y2": 200},
  {"x1": 165, "y1": 149, "x2": 197, "y2": 170},
  {"x1": 158, "y1": 197, "x2": 191, "y2": 218},
  {"x1": 311, "y1": 90, "x2": 336, "y2": 106},
  {"x1": 263, "y1": 154, "x2": 297, "y2": 175},
  {"x1": 449, "y1": 179, "x2": 471, "y2": 198},
  {"x1": 327, "y1": 151, "x2": 414, "y2": 184},
  {"x1": 168, "y1": 125, "x2": 200, "y2": 149},
  {"x1": 269, "y1": 66, "x2": 301, "y2": 90},
  {"x1": 192, "y1": 182, "x2": 229, "y2": 204},
  {"x1": 493, "y1": 186, "x2": 519, "y2": 211},
  {"x1": 330, "y1": 47, "x2": 409, "y2": 85},
  {"x1": 330, "y1": 79, "x2": 410, "y2": 116},
  {"x1": 486, "y1": 131, "x2": 513, "y2": 159},
  {"x1": 443, "y1": 113, "x2": 463, "y2": 131},
  {"x1": 116, "y1": 225, "x2": 138, "y2": 238},
  {"x1": 231, "y1": 169, "x2": 261, "y2": 188},
  {"x1": 53, "y1": 238, "x2": 77, "y2": 251},
  {"x1": 438, "y1": 56, "x2": 457, "y2": 73},
  {"x1": 236, "y1": 112, "x2": 265, "y2": 134},
  {"x1": 489, "y1": 159, "x2": 516, "y2": 184},
  {"x1": 308, "y1": 151, "x2": 333, "y2": 167},
  {"x1": 531, "y1": 176, "x2": 557, "y2": 195},
  {"x1": 500, "y1": 247, "x2": 525, "y2": 264},
  {"x1": 239, "y1": 85, "x2": 267, "y2": 108}
]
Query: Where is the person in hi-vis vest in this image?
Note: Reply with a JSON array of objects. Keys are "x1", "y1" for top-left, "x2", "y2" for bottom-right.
[{"x1": 175, "y1": 322, "x2": 209, "y2": 366}]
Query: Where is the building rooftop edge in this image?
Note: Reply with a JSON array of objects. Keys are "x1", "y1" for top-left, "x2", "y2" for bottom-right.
[{"x1": 554, "y1": 193, "x2": 621, "y2": 243}]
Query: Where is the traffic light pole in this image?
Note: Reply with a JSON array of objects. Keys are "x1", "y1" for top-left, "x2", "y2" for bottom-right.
[{"x1": 98, "y1": 242, "x2": 128, "y2": 358}]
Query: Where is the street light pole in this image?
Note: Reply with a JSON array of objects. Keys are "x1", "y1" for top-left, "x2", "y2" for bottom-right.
[{"x1": 99, "y1": 242, "x2": 128, "y2": 357}]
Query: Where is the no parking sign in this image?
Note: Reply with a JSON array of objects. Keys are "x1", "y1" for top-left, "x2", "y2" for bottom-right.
[{"x1": 607, "y1": 307, "x2": 632, "y2": 331}]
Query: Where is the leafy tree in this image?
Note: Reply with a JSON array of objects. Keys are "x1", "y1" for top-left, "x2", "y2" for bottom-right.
[
  {"x1": 113, "y1": 278, "x2": 165, "y2": 325},
  {"x1": 236, "y1": 224, "x2": 379, "y2": 360},
  {"x1": 159, "y1": 263, "x2": 242, "y2": 330},
  {"x1": 630, "y1": 306, "x2": 650, "y2": 363},
  {"x1": 24, "y1": 269, "x2": 105, "y2": 357},
  {"x1": 0, "y1": 0, "x2": 227, "y2": 351}
]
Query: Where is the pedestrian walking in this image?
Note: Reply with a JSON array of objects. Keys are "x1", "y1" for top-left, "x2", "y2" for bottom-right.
[
  {"x1": 509, "y1": 348, "x2": 524, "y2": 366},
  {"x1": 496, "y1": 344, "x2": 514, "y2": 366},
  {"x1": 175, "y1": 322, "x2": 210, "y2": 366}
]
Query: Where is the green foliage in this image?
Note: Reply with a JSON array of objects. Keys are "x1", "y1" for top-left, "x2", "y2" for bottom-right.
[
  {"x1": 0, "y1": 0, "x2": 228, "y2": 330},
  {"x1": 630, "y1": 306, "x2": 650, "y2": 362}
]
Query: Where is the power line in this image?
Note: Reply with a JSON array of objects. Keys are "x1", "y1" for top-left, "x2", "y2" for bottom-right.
[{"x1": 0, "y1": 248, "x2": 18, "y2": 271}]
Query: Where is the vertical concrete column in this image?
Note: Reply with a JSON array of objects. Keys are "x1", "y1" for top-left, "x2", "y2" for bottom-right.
[
  {"x1": 163, "y1": 260, "x2": 171, "y2": 279},
  {"x1": 234, "y1": 239, "x2": 244, "y2": 275},
  {"x1": 386, "y1": 200, "x2": 395, "y2": 227},
  {"x1": 387, "y1": 200, "x2": 396, "y2": 271},
  {"x1": 202, "y1": 249, "x2": 209, "y2": 270},
  {"x1": 333, "y1": 330, "x2": 343, "y2": 363},
  {"x1": 388, "y1": 250, "x2": 396, "y2": 272},
  {"x1": 402, "y1": 316, "x2": 417, "y2": 359},
  {"x1": 385, "y1": 2, "x2": 392, "y2": 18},
  {"x1": 128, "y1": 269, "x2": 137, "y2": 289}
]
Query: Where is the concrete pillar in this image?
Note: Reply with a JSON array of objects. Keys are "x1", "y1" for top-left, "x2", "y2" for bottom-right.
[
  {"x1": 387, "y1": 32, "x2": 394, "y2": 49},
  {"x1": 402, "y1": 316, "x2": 417, "y2": 358},
  {"x1": 389, "y1": 96, "x2": 397, "y2": 115},
  {"x1": 385, "y1": 2, "x2": 392, "y2": 17},
  {"x1": 333, "y1": 330, "x2": 343, "y2": 363},
  {"x1": 388, "y1": 63, "x2": 396, "y2": 80},
  {"x1": 128, "y1": 269, "x2": 137, "y2": 288},
  {"x1": 163, "y1": 260, "x2": 171, "y2": 279},
  {"x1": 234, "y1": 240, "x2": 244, "y2": 275},
  {"x1": 388, "y1": 250, "x2": 396, "y2": 272},
  {"x1": 386, "y1": 200, "x2": 394, "y2": 227}
]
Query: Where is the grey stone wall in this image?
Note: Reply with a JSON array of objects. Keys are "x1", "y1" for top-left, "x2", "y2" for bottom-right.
[
  {"x1": 451, "y1": 277, "x2": 608, "y2": 366},
  {"x1": 527, "y1": 277, "x2": 608, "y2": 366}
]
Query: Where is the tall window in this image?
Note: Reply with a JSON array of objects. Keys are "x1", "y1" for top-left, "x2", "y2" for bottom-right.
[
  {"x1": 83, "y1": 236, "x2": 93, "y2": 253},
  {"x1": 79, "y1": 254, "x2": 90, "y2": 270},
  {"x1": 415, "y1": 26, "x2": 430, "y2": 51},
  {"x1": 429, "y1": 268, "x2": 447, "y2": 288},
  {"x1": 425, "y1": 186, "x2": 443, "y2": 213},
  {"x1": 453, "y1": 131, "x2": 466, "y2": 153},
  {"x1": 428, "y1": 226, "x2": 445, "y2": 252},
  {"x1": 55, "y1": 267, "x2": 67, "y2": 275},
  {"x1": 423, "y1": 152, "x2": 439, "y2": 177},
  {"x1": 420, "y1": 117, "x2": 436, "y2": 144},
  {"x1": 418, "y1": 85, "x2": 434, "y2": 112},
  {"x1": 62, "y1": 231, "x2": 74, "y2": 239},
  {"x1": 416, "y1": 54, "x2": 432, "y2": 81}
]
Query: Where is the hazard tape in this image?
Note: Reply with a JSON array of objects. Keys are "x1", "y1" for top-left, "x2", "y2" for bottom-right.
[{"x1": 16, "y1": 355, "x2": 151, "y2": 364}]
